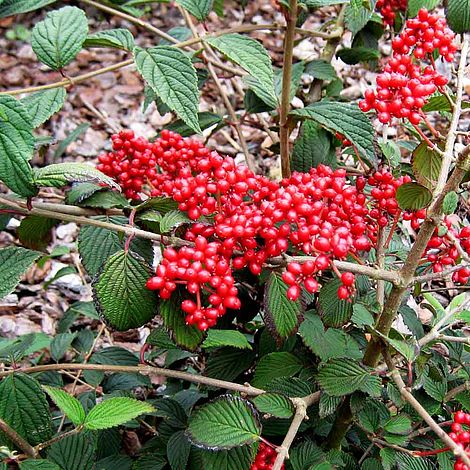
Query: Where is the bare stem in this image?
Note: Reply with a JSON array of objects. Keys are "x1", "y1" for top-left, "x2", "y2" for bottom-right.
[
  {"x1": 444, "y1": 381, "x2": 470, "y2": 401},
  {"x1": 0, "y1": 418, "x2": 37, "y2": 458}
]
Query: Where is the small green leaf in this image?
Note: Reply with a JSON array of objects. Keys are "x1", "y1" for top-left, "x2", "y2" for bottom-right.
[
  {"x1": 206, "y1": 34, "x2": 276, "y2": 104},
  {"x1": 18, "y1": 216, "x2": 57, "y2": 250},
  {"x1": 202, "y1": 330, "x2": 252, "y2": 350},
  {"x1": 345, "y1": 0, "x2": 374, "y2": 35},
  {"x1": 42, "y1": 386, "x2": 86, "y2": 426},
  {"x1": 84, "y1": 28, "x2": 135, "y2": 51},
  {"x1": 34, "y1": 163, "x2": 120, "y2": 190},
  {"x1": 31, "y1": 6, "x2": 89, "y2": 70},
  {"x1": 167, "y1": 430, "x2": 192, "y2": 470},
  {"x1": 159, "y1": 210, "x2": 191, "y2": 233},
  {"x1": 0, "y1": 247, "x2": 41, "y2": 299},
  {"x1": 424, "y1": 376, "x2": 447, "y2": 402},
  {"x1": 289, "y1": 440, "x2": 325, "y2": 470},
  {"x1": 0, "y1": 0, "x2": 57, "y2": 17},
  {"x1": 201, "y1": 445, "x2": 257, "y2": 470},
  {"x1": 290, "y1": 101, "x2": 376, "y2": 166},
  {"x1": 134, "y1": 46, "x2": 201, "y2": 134},
  {"x1": 0, "y1": 95, "x2": 36, "y2": 196},
  {"x1": 264, "y1": 272, "x2": 304, "y2": 340},
  {"x1": 407, "y1": 0, "x2": 439, "y2": 17},
  {"x1": 442, "y1": 191, "x2": 458, "y2": 215},
  {"x1": 50, "y1": 332, "x2": 76, "y2": 362},
  {"x1": 396, "y1": 182, "x2": 432, "y2": 211},
  {"x1": 186, "y1": 395, "x2": 261, "y2": 449},
  {"x1": 318, "y1": 278, "x2": 353, "y2": 327},
  {"x1": 252, "y1": 393, "x2": 294, "y2": 418},
  {"x1": 19, "y1": 460, "x2": 61, "y2": 470},
  {"x1": 75, "y1": 190, "x2": 130, "y2": 209},
  {"x1": 304, "y1": 60, "x2": 337, "y2": 80},
  {"x1": 252, "y1": 352, "x2": 302, "y2": 388},
  {"x1": 93, "y1": 250, "x2": 157, "y2": 330},
  {"x1": 164, "y1": 112, "x2": 223, "y2": 137},
  {"x1": 305, "y1": 0, "x2": 349, "y2": 7},
  {"x1": 383, "y1": 415, "x2": 412, "y2": 434},
  {"x1": 176, "y1": 0, "x2": 213, "y2": 20},
  {"x1": 20, "y1": 88, "x2": 66, "y2": 128},
  {"x1": 337, "y1": 46, "x2": 379, "y2": 64},
  {"x1": 84, "y1": 397, "x2": 154, "y2": 430},
  {"x1": 412, "y1": 142, "x2": 442, "y2": 190}
]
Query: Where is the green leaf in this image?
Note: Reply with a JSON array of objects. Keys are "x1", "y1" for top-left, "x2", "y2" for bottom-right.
[
  {"x1": 443, "y1": 191, "x2": 458, "y2": 215},
  {"x1": 134, "y1": 46, "x2": 201, "y2": 134},
  {"x1": 201, "y1": 446, "x2": 256, "y2": 470},
  {"x1": 351, "y1": 303, "x2": 374, "y2": 327},
  {"x1": 167, "y1": 430, "x2": 192, "y2": 470},
  {"x1": 0, "y1": 0, "x2": 57, "y2": 17},
  {"x1": 18, "y1": 216, "x2": 57, "y2": 250},
  {"x1": 84, "y1": 397, "x2": 154, "y2": 430},
  {"x1": 252, "y1": 352, "x2": 302, "y2": 388},
  {"x1": 50, "y1": 332, "x2": 76, "y2": 362},
  {"x1": 291, "y1": 121, "x2": 334, "y2": 172},
  {"x1": 42, "y1": 386, "x2": 86, "y2": 426},
  {"x1": 31, "y1": 6, "x2": 89, "y2": 70},
  {"x1": 176, "y1": 0, "x2": 213, "y2": 20},
  {"x1": 66, "y1": 183, "x2": 104, "y2": 205},
  {"x1": 252, "y1": 393, "x2": 294, "y2": 418},
  {"x1": 159, "y1": 209, "x2": 191, "y2": 233},
  {"x1": 34, "y1": 163, "x2": 120, "y2": 190},
  {"x1": 202, "y1": 330, "x2": 251, "y2": 350},
  {"x1": 53, "y1": 122, "x2": 90, "y2": 159},
  {"x1": 20, "y1": 88, "x2": 66, "y2": 128},
  {"x1": 319, "y1": 394, "x2": 342, "y2": 418},
  {"x1": 19, "y1": 460, "x2": 61, "y2": 470},
  {"x1": 422, "y1": 95, "x2": 453, "y2": 113},
  {"x1": 84, "y1": 28, "x2": 135, "y2": 51},
  {"x1": 290, "y1": 101, "x2": 376, "y2": 166},
  {"x1": 159, "y1": 26, "x2": 192, "y2": 46},
  {"x1": 298, "y1": 312, "x2": 361, "y2": 361},
  {"x1": 337, "y1": 46, "x2": 379, "y2": 64},
  {"x1": 0, "y1": 247, "x2": 40, "y2": 299},
  {"x1": 345, "y1": 0, "x2": 374, "y2": 35},
  {"x1": 305, "y1": 0, "x2": 349, "y2": 7},
  {"x1": 0, "y1": 374, "x2": 52, "y2": 447},
  {"x1": 316, "y1": 358, "x2": 382, "y2": 396},
  {"x1": 160, "y1": 294, "x2": 204, "y2": 351},
  {"x1": 412, "y1": 142, "x2": 442, "y2": 190},
  {"x1": 264, "y1": 272, "x2": 304, "y2": 340},
  {"x1": 206, "y1": 34, "x2": 276, "y2": 104},
  {"x1": 75, "y1": 190, "x2": 130, "y2": 209},
  {"x1": 164, "y1": 112, "x2": 223, "y2": 137},
  {"x1": 383, "y1": 415, "x2": 412, "y2": 434},
  {"x1": 47, "y1": 432, "x2": 95, "y2": 470},
  {"x1": 304, "y1": 60, "x2": 337, "y2": 80},
  {"x1": 408, "y1": 0, "x2": 439, "y2": 17},
  {"x1": 205, "y1": 347, "x2": 256, "y2": 381},
  {"x1": 187, "y1": 395, "x2": 261, "y2": 449},
  {"x1": 396, "y1": 182, "x2": 432, "y2": 211},
  {"x1": 0, "y1": 95, "x2": 36, "y2": 196},
  {"x1": 289, "y1": 440, "x2": 324, "y2": 470},
  {"x1": 93, "y1": 250, "x2": 157, "y2": 330},
  {"x1": 424, "y1": 376, "x2": 447, "y2": 402},
  {"x1": 318, "y1": 278, "x2": 353, "y2": 327}
]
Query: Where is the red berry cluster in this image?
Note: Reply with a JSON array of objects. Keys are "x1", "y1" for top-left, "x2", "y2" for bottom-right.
[
  {"x1": 403, "y1": 212, "x2": 470, "y2": 283},
  {"x1": 359, "y1": 9, "x2": 456, "y2": 125},
  {"x1": 376, "y1": 0, "x2": 407, "y2": 27},
  {"x1": 250, "y1": 442, "x2": 284, "y2": 470},
  {"x1": 451, "y1": 411, "x2": 470, "y2": 470}
]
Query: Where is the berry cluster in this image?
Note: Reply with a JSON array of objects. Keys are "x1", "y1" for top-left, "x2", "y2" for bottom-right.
[
  {"x1": 250, "y1": 442, "x2": 284, "y2": 470},
  {"x1": 359, "y1": 9, "x2": 456, "y2": 125},
  {"x1": 376, "y1": 0, "x2": 407, "y2": 27},
  {"x1": 451, "y1": 411, "x2": 470, "y2": 470}
]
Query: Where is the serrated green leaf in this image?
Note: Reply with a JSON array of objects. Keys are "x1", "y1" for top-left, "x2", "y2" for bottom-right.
[
  {"x1": 443, "y1": 191, "x2": 458, "y2": 215},
  {"x1": 176, "y1": 0, "x2": 213, "y2": 20},
  {"x1": 291, "y1": 121, "x2": 334, "y2": 172},
  {"x1": 47, "y1": 431, "x2": 95, "y2": 470},
  {"x1": 252, "y1": 352, "x2": 302, "y2": 388},
  {"x1": 18, "y1": 216, "x2": 57, "y2": 251},
  {"x1": 396, "y1": 182, "x2": 432, "y2": 211},
  {"x1": 383, "y1": 414, "x2": 412, "y2": 434},
  {"x1": 84, "y1": 28, "x2": 135, "y2": 51},
  {"x1": 34, "y1": 163, "x2": 120, "y2": 190},
  {"x1": 424, "y1": 376, "x2": 447, "y2": 402},
  {"x1": 290, "y1": 101, "x2": 376, "y2": 166},
  {"x1": 412, "y1": 142, "x2": 442, "y2": 190},
  {"x1": 289, "y1": 440, "x2": 324, "y2": 470},
  {"x1": 319, "y1": 394, "x2": 342, "y2": 418},
  {"x1": 205, "y1": 347, "x2": 255, "y2": 381},
  {"x1": 159, "y1": 210, "x2": 191, "y2": 233},
  {"x1": 164, "y1": 112, "x2": 223, "y2": 137},
  {"x1": 160, "y1": 294, "x2": 204, "y2": 351},
  {"x1": 31, "y1": 6, "x2": 88, "y2": 70},
  {"x1": 298, "y1": 312, "x2": 361, "y2": 361},
  {"x1": 19, "y1": 460, "x2": 61, "y2": 470},
  {"x1": 134, "y1": 46, "x2": 201, "y2": 134},
  {"x1": 42, "y1": 386, "x2": 86, "y2": 426},
  {"x1": 20, "y1": 88, "x2": 66, "y2": 128},
  {"x1": 76, "y1": 190, "x2": 130, "y2": 209},
  {"x1": 337, "y1": 46, "x2": 379, "y2": 64},
  {"x1": 0, "y1": 374, "x2": 52, "y2": 447},
  {"x1": 84, "y1": 397, "x2": 154, "y2": 430},
  {"x1": 0, "y1": 247, "x2": 40, "y2": 299},
  {"x1": 352, "y1": 303, "x2": 374, "y2": 327},
  {"x1": 201, "y1": 445, "x2": 256, "y2": 470},
  {"x1": 345, "y1": 0, "x2": 374, "y2": 35},
  {"x1": 318, "y1": 278, "x2": 353, "y2": 327},
  {"x1": 0, "y1": 95, "x2": 36, "y2": 196},
  {"x1": 407, "y1": 0, "x2": 439, "y2": 17},
  {"x1": 66, "y1": 183, "x2": 106, "y2": 205},
  {"x1": 167, "y1": 430, "x2": 191, "y2": 470},
  {"x1": 422, "y1": 94, "x2": 453, "y2": 113},
  {"x1": 202, "y1": 330, "x2": 252, "y2": 350},
  {"x1": 93, "y1": 250, "x2": 157, "y2": 330},
  {"x1": 252, "y1": 393, "x2": 294, "y2": 418},
  {"x1": 0, "y1": 0, "x2": 57, "y2": 17},
  {"x1": 206, "y1": 34, "x2": 276, "y2": 104},
  {"x1": 187, "y1": 395, "x2": 261, "y2": 449},
  {"x1": 50, "y1": 332, "x2": 76, "y2": 362},
  {"x1": 304, "y1": 60, "x2": 337, "y2": 80},
  {"x1": 264, "y1": 272, "x2": 304, "y2": 340},
  {"x1": 358, "y1": 398, "x2": 390, "y2": 433},
  {"x1": 159, "y1": 26, "x2": 192, "y2": 46},
  {"x1": 316, "y1": 358, "x2": 381, "y2": 396}
]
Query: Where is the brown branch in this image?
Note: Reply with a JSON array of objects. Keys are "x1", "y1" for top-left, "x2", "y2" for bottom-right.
[
  {"x1": 35, "y1": 427, "x2": 83, "y2": 452},
  {"x1": 413, "y1": 262, "x2": 470, "y2": 284},
  {"x1": 279, "y1": 0, "x2": 298, "y2": 178},
  {"x1": 0, "y1": 418, "x2": 37, "y2": 458},
  {"x1": 444, "y1": 381, "x2": 470, "y2": 401}
]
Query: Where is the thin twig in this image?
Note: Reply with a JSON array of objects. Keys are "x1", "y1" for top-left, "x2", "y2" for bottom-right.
[
  {"x1": 444, "y1": 381, "x2": 470, "y2": 401},
  {"x1": 376, "y1": 228, "x2": 386, "y2": 308},
  {"x1": 413, "y1": 262, "x2": 470, "y2": 284},
  {"x1": 0, "y1": 418, "x2": 37, "y2": 458},
  {"x1": 438, "y1": 335, "x2": 470, "y2": 344}
]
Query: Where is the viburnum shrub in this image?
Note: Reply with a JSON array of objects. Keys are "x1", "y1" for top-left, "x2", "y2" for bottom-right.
[{"x1": 0, "y1": 0, "x2": 469, "y2": 469}]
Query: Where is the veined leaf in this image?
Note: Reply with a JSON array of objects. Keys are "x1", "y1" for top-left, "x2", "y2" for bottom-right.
[
  {"x1": 84, "y1": 28, "x2": 135, "y2": 51},
  {"x1": 164, "y1": 112, "x2": 223, "y2": 137},
  {"x1": 134, "y1": 46, "x2": 201, "y2": 134},
  {"x1": 442, "y1": 191, "x2": 458, "y2": 215},
  {"x1": 304, "y1": 60, "x2": 337, "y2": 80},
  {"x1": 42, "y1": 386, "x2": 86, "y2": 426},
  {"x1": 408, "y1": 0, "x2": 439, "y2": 17},
  {"x1": 34, "y1": 163, "x2": 120, "y2": 190},
  {"x1": 318, "y1": 278, "x2": 353, "y2": 327},
  {"x1": 411, "y1": 142, "x2": 442, "y2": 190},
  {"x1": 167, "y1": 430, "x2": 192, "y2": 470},
  {"x1": 19, "y1": 460, "x2": 61, "y2": 470},
  {"x1": 383, "y1": 414, "x2": 412, "y2": 434},
  {"x1": 84, "y1": 397, "x2": 154, "y2": 430},
  {"x1": 47, "y1": 431, "x2": 95, "y2": 470},
  {"x1": 31, "y1": 6, "x2": 89, "y2": 70},
  {"x1": 0, "y1": 0, "x2": 57, "y2": 17},
  {"x1": 0, "y1": 95, "x2": 36, "y2": 196},
  {"x1": 176, "y1": 0, "x2": 213, "y2": 20},
  {"x1": 345, "y1": 0, "x2": 374, "y2": 35},
  {"x1": 160, "y1": 210, "x2": 191, "y2": 233},
  {"x1": 93, "y1": 250, "x2": 157, "y2": 330},
  {"x1": 202, "y1": 330, "x2": 252, "y2": 350},
  {"x1": 20, "y1": 88, "x2": 66, "y2": 128},
  {"x1": 201, "y1": 445, "x2": 257, "y2": 470},
  {"x1": 186, "y1": 395, "x2": 261, "y2": 449},
  {"x1": 396, "y1": 182, "x2": 432, "y2": 211},
  {"x1": 252, "y1": 393, "x2": 294, "y2": 418},
  {"x1": 252, "y1": 352, "x2": 302, "y2": 388},
  {"x1": 0, "y1": 247, "x2": 41, "y2": 299},
  {"x1": 18, "y1": 216, "x2": 57, "y2": 250}
]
